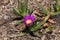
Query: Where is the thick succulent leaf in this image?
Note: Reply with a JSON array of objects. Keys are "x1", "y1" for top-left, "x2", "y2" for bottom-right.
[
  {"x1": 23, "y1": 0, "x2": 28, "y2": 13},
  {"x1": 53, "y1": 4, "x2": 57, "y2": 12},
  {"x1": 45, "y1": 26, "x2": 54, "y2": 33},
  {"x1": 13, "y1": 8, "x2": 21, "y2": 16},
  {"x1": 55, "y1": 0, "x2": 58, "y2": 5},
  {"x1": 33, "y1": 32, "x2": 40, "y2": 37},
  {"x1": 16, "y1": 20, "x2": 23, "y2": 26},
  {"x1": 28, "y1": 8, "x2": 33, "y2": 14},
  {"x1": 31, "y1": 14, "x2": 50, "y2": 32},
  {"x1": 56, "y1": 5, "x2": 60, "y2": 11},
  {"x1": 36, "y1": 2, "x2": 49, "y2": 15},
  {"x1": 18, "y1": 0, "x2": 25, "y2": 16},
  {"x1": 18, "y1": 0, "x2": 22, "y2": 12},
  {"x1": 53, "y1": 0, "x2": 60, "y2": 12},
  {"x1": 19, "y1": 32, "x2": 27, "y2": 36},
  {"x1": 48, "y1": 26, "x2": 54, "y2": 31},
  {"x1": 36, "y1": 1, "x2": 60, "y2": 16},
  {"x1": 18, "y1": 0, "x2": 28, "y2": 16},
  {"x1": 21, "y1": 0, "x2": 28, "y2": 16},
  {"x1": 13, "y1": 7, "x2": 27, "y2": 17},
  {"x1": 50, "y1": 12, "x2": 60, "y2": 16}
]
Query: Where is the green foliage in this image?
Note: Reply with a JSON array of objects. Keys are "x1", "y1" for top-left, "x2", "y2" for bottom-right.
[
  {"x1": 53, "y1": 0, "x2": 60, "y2": 12},
  {"x1": 13, "y1": 0, "x2": 60, "y2": 36},
  {"x1": 19, "y1": 32, "x2": 27, "y2": 36},
  {"x1": 18, "y1": 0, "x2": 28, "y2": 16},
  {"x1": 28, "y1": 8, "x2": 33, "y2": 14},
  {"x1": 53, "y1": 4, "x2": 60, "y2": 12},
  {"x1": 55, "y1": 0, "x2": 58, "y2": 5},
  {"x1": 30, "y1": 15, "x2": 50, "y2": 32},
  {"x1": 16, "y1": 20, "x2": 23, "y2": 26},
  {"x1": 51, "y1": 0, "x2": 60, "y2": 16},
  {"x1": 13, "y1": 0, "x2": 28, "y2": 17},
  {"x1": 50, "y1": 12, "x2": 60, "y2": 16},
  {"x1": 48, "y1": 26, "x2": 54, "y2": 31},
  {"x1": 36, "y1": 0, "x2": 60, "y2": 16},
  {"x1": 36, "y1": 2, "x2": 49, "y2": 15},
  {"x1": 13, "y1": 8, "x2": 22, "y2": 16},
  {"x1": 45, "y1": 26, "x2": 54, "y2": 33}
]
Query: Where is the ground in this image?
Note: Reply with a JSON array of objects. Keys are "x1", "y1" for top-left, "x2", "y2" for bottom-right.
[{"x1": 0, "y1": 0, "x2": 60, "y2": 40}]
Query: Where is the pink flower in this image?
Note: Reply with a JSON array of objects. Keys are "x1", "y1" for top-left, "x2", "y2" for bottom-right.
[{"x1": 23, "y1": 15, "x2": 35, "y2": 26}]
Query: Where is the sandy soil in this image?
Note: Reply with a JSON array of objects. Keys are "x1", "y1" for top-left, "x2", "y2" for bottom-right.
[{"x1": 0, "y1": 0, "x2": 60, "y2": 40}]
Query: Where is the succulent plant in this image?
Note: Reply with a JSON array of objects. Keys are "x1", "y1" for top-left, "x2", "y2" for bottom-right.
[{"x1": 13, "y1": 0, "x2": 60, "y2": 36}]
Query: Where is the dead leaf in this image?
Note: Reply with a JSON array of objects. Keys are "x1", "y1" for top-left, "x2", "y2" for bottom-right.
[
  {"x1": 48, "y1": 19, "x2": 56, "y2": 24},
  {"x1": 16, "y1": 24, "x2": 26, "y2": 31},
  {"x1": 20, "y1": 24, "x2": 26, "y2": 31},
  {"x1": 43, "y1": 23, "x2": 49, "y2": 27}
]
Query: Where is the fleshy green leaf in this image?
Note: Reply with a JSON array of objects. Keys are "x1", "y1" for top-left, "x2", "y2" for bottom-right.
[
  {"x1": 13, "y1": 8, "x2": 21, "y2": 16},
  {"x1": 48, "y1": 26, "x2": 54, "y2": 31},
  {"x1": 28, "y1": 8, "x2": 33, "y2": 14},
  {"x1": 19, "y1": 32, "x2": 27, "y2": 36},
  {"x1": 18, "y1": 0, "x2": 25, "y2": 16},
  {"x1": 18, "y1": 0, "x2": 22, "y2": 12},
  {"x1": 56, "y1": 5, "x2": 60, "y2": 11},
  {"x1": 18, "y1": 0, "x2": 28, "y2": 16},
  {"x1": 21, "y1": 0, "x2": 28, "y2": 16},
  {"x1": 45, "y1": 26, "x2": 54, "y2": 33},
  {"x1": 36, "y1": 2, "x2": 49, "y2": 15},
  {"x1": 24, "y1": 0, "x2": 28, "y2": 13},
  {"x1": 31, "y1": 14, "x2": 50, "y2": 32},
  {"x1": 50, "y1": 12, "x2": 60, "y2": 16},
  {"x1": 55, "y1": 0, "x2": 58, "y2": 5},
  {"x1": 16, "y1": 20, "x2": 23, "y2": 26},
  {"x1": 53, "y1": 4, "x2": 59, "y2": 12},
  {"x1": 53, "y1": 0, "x2": 60, "y2": 12},
  {"x1": 33, "y1": 32, "x2": 40, "y2": 37}
]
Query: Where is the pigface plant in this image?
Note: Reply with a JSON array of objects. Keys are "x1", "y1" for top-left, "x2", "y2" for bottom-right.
[{"x1": 13, "y1": 0, "x2": 60, "y2": 36}]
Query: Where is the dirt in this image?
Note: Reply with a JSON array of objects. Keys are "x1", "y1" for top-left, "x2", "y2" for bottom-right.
[{"x1": 0, "y1": 0, "x2": 60, "y2": 40}]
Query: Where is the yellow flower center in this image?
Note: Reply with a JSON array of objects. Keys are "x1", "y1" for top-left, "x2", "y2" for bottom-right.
[{"x1": 26, "y1": 19, "x2": 32, "y2": 24}]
